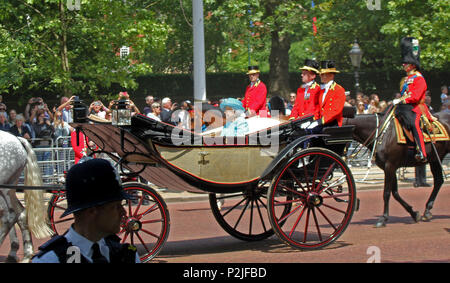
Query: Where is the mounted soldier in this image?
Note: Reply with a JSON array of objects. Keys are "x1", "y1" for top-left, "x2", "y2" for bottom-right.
[{"x1": 393, "y1": 37, "x2": 433, "y2": 162}]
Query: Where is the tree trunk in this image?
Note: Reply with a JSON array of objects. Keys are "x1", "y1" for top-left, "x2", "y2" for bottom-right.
[
  {"x1": 264, "y1": 1, "x2": 292, "y2": 99},
  {"x1": 59, "y1": 0, "x2": 72, "y2": 96},
  {"x1": 268, "y1": 30, "x2": 291, "y2": 98}
]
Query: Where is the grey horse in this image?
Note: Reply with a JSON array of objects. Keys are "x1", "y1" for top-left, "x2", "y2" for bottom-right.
[{"x1": 0, "y1": 130, "x2": 53, "y2": 262}]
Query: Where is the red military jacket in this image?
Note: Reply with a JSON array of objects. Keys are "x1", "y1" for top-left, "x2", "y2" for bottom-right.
[
  {"x1": 402, "y1": 71, "x2": 432, "y2": 120},
  {"x1": 290, "y1": 81, "x2": 321, "y2": 119},
  {"x1": 318, "y1": 81, "x2": 346, "y2": 126},
  {"x1": 243, "y1": 80, "x2": 267, "y2": 116}
]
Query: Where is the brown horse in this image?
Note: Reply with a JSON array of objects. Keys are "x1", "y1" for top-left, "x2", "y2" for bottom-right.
[{"x1": 344, "y1": 110, "x2": 450, "y2": 227}]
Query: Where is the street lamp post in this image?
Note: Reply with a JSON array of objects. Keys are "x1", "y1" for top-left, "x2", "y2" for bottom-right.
[{"x1": 349, "y1": 40, "x2": 363, "y2": 94}]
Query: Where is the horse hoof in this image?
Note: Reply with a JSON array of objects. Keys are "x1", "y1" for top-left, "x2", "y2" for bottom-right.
[
  {"x1": 374, "y1": 217, "x2": 387, "y2": 228},
  {"x1": 412, "y1": 211, "x2": 421, "y2": 223},
  {"x1": 422, "y1": 211, "x2": 433, "y2": 221}
]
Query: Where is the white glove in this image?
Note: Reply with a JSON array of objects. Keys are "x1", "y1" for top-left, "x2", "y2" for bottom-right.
[
  {"x1": 306, "y1": 121, "x2": 319, "y2": 129},
  {"x1": 393, "y1": 98, "x2": 402, "y2": 105},
  {"x1": 300, "y1": 121, "x2": 311, "y2": 129}
]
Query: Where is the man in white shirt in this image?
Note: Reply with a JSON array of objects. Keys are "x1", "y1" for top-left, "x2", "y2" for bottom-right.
[{"x1": 32, "y1": 158, "x2": 140, "y2": 263}]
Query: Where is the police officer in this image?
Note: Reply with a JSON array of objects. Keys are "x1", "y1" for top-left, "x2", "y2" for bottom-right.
[
  {"x1": 32, "y1": 158, "x2": 140, "y2": 263},
  {"x1": 393, "y1": 37, "x2": 429, "y2": 162}
]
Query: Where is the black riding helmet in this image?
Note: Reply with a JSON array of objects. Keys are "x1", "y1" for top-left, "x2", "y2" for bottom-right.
[{"x1": 61, "y1": 158, "x2": 133, "y2": 218}]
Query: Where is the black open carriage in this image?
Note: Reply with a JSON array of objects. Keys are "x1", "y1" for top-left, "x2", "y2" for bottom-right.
[{"x1": 47, "y1": 106, "x2": 357, "y2": 262}]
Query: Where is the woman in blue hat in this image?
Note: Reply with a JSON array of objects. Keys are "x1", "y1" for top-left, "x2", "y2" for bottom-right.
[{"x1": 220, "y1": 98, "x2": 249, "y2": 137}]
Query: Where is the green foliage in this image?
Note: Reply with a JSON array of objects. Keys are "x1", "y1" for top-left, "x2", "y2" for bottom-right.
[{"x1": 0, "y1": 0, "x2": 168, "y2": 100}]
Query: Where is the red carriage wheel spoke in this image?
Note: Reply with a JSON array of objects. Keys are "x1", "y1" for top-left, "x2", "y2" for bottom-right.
[
  {"x1": 254, "y1": 198, "x2": 268, "y2": 233},
  {"x1": 273, "y1": 198, "x2": 302, "y2": 206},
  {"x1": 321, "y1": 202, "x2": 347, "y2": 214},
  {"x1": 312, "y1": 208, "x2": 323, "y2": 242},
  {"x1": 135, "y1": 232, "x2": 150, "y2": 253},
  {"x1": 314, "y1": 163, "x2": 336, "y2": 193},
  {"x1": 289, "y1": 205, "x2": 307, "y2": 238},
  {"x1": 316, "y1": 206, "x2": 337, "y2": 230},
  {"x1": 233, "y1": 199, "x2": 250, "y2": 230},
  {"x1": 133, "y1": 194, "x2": 144, "y2": 216},
  {"x1": 249, "y1": 200, "x2": 254, "y2": 235},
  {"x1": 222, "y1": 197, "x2": 247, "y2": 218},
  {"x1": 311, "y1": 156, "x2": 322, "y2": 190},
  {"x1": 301, "y1": 158, "x2": 312, "y2": 191},
  {"x1": 277, "y1": 203, "x2": 304, "y2": 225},
  {"x1": 279, "y1": 184, "x2": 307, "y2": 199},
  {"x1": 140, "y1": 219, "x2": 163, "y2": 224},
  {"x1": 135, "y1": 203, "x2": 159, "y2": 219},
  {"x1": 303, "y1": 208, "x2": 311, "y2": 243},
  {"x1": 287, "y1": 169, "x2": 308, "y2": 193},
  {"x1": 322, "y1": 193, "x2": 351, "y2": 200},
  {"x1": 121, "y1": 231, "x2": 130, "y2": 243},
  {"x1": 140, "y1": 228, "x2": 160, "y2": 239}
]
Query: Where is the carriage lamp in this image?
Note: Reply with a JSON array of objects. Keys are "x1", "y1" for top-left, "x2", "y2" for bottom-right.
[
  {"x1": 349, "y1": 39, "x2": 363, "y2": 94},
  {"x1": 72, "y1": 96, "x2": 88, "y2": 123},
  {"x1": 111, "y1": 99, "x2": 131, "y2": 126}
]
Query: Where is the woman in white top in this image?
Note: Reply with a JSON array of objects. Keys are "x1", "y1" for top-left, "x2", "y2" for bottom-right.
[{"x1": 147, "y1": 102, "x2": 161, "y2": 121}]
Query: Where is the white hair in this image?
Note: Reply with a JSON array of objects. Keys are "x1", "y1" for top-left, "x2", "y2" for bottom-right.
[{"x1": 162, "y1": 97, "x2": 171, "y2": 104}]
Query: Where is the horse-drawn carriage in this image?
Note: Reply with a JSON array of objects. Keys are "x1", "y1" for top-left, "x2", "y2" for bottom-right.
[{"x1": 1, "y1": 101, "x2": 358, "y2": 263}]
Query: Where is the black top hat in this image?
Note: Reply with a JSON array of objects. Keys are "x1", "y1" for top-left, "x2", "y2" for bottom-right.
[
  {"x1": 300, "y1": 59, "x2": 320, "y2": 74},
  {"x1": 61, "y1": 158, "x2": 132, "y2": 217},
  {"x1": 247, "y1": 65, "x2": 260, "y2": 75},
  {"x1": 320, "y1": 60, "x2": 340, "y2": 74},
  {"x1": 401, "y1": 37, "x2": 420, "y2": 68}
]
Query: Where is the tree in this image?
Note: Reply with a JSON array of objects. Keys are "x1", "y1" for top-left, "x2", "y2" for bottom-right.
[
  {"x1": 0, "y1": 0, "x2": 169, "y2": 100},
  {"x1": 380, "y1": 0, "x2": 450, "y2": 70}
]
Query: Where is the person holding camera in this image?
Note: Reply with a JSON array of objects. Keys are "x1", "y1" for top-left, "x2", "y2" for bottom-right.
[
  {"x1": 32, "y1": 109, "x2": 55, "y2": 180},
  {"x1": 27, "y1": 97, "x2": 53, "y2": 124}
]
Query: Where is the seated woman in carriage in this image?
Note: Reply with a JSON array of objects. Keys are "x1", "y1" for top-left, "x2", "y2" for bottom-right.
[{"x1": 219, "y1": 98, "x2": 249, "y2": 137}]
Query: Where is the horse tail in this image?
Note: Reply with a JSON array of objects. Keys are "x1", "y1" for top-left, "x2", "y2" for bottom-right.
[{"x1": 18, "y1": 137, "x2": 54, "y2": 239}]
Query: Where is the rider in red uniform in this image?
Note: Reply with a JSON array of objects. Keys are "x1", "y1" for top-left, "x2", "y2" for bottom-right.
[
  {"x1": 290, "y1": 59, "x2": 321, "y2": 120},
  {"x1": 242, "y1": 66, "x2": 267, "y2": 117},
  {"x1": 393, "y1": 37, "x2": 429, "y2": 162}
]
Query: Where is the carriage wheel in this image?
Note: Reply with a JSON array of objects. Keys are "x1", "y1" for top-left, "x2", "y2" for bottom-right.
[
  {"x1": 120, "y1": 182, "x2": 170, "y2": 263},
  {"x1": 268, "y1": 148, "x2": 356, "y2": 250},
  {"x1": 209, "y1": 184, "x2": 292, "y2": 242},
  {"x1": 47, "y1": 191, "x2": 71, "y2": 235}
]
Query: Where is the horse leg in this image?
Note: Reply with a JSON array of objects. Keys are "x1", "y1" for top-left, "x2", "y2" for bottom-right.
[
  {"x1": 5, "y1": 226, "x2": 19, "y2": 263},
  {"x1": 375, "y1": 167, "x2": 394, "y2": 228},
  {"x1": 422, "y1": 161, "x2": 444, "y2": 221},
  {"x1": 0, "y1": 191, "x2": 19, "y2": 262},
  {"x1": 16, "y1": 208, "x2": 34, "y2": 262},
  {"x1": 391, "y1": 173, "x2": 420, "y2": 223}
]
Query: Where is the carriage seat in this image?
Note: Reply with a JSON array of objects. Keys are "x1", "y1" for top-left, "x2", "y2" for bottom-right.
[{"x1": 321, "y1": 125, "x2": 355, "y2": 145}]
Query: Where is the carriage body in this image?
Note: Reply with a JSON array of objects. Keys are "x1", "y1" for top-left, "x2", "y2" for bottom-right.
[{"x1": 48, "y1": 111, "x2": 357, "y2": 261}]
